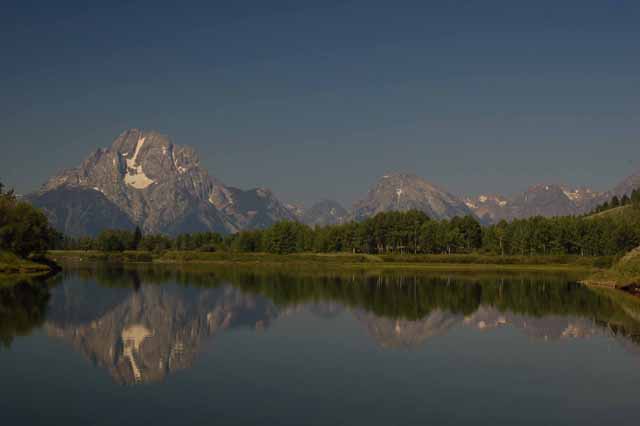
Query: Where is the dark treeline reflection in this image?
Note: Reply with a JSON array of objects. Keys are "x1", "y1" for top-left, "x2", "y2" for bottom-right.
[
  {"x1": 58, "y1": 264, "x2": 640, "y2": 345},
  {"x1": 0, "y1": 280, "x2": 51, "y2": 348},
  {"x1": 3, "y1": 266, "x2": 640, "y2": 385},
  {"x1": 3, "y1": 266, "x2": 640, "y2": 354}
]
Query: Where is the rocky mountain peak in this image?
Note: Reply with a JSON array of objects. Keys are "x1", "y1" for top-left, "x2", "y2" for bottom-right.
[
  {"x1": 285, "y1": 203, "x2": 305, "y2": 219},
  {"x1": 106, "y1": 129, "x2": 204, "y2": 190},
  {"x1": 612, "y1": 168, "x2": 640, "y2": 197},
  {"x1": 464, "y1": 194, "x2": 509, "y2": 210},
  {"x1": 512, "y1": 183, "x2": 592, "y2": 217},
  {"x1": 465, "y1": 183, "x2": 605, "y2": 224},
  {"x1": 30, "y1": 129, "x2": 296, "y2": 236},
  {"x1": 352, "y1": 173, "x2": 475, "y2": 221}
]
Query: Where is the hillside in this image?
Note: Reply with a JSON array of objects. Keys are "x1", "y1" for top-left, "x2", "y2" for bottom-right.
[
  {"x1": 587, "y1": 205, "x2": 634, "y2": 219},
  {"x1": 583, "y1": 246, "x2": 640, "y2": 289}
]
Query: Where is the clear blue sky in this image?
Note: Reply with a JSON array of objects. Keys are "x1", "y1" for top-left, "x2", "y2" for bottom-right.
[{"x1": 2, "y1": 0, "x2": 639, "y2": 206}]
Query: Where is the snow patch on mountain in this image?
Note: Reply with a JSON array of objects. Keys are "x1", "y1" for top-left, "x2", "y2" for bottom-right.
[
  {"x1": 352, "y1": 173, "x2": 475, "y2": 221},
  {"x1": 124, "y1": 136, "x2": 155, "y2": 189}
]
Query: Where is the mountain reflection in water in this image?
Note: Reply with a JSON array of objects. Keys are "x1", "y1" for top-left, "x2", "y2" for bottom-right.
[{"x1": 2, "y1": 266, "x2": 640, "y2": 385}]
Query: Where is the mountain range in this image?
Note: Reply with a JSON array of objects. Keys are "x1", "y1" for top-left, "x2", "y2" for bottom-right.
[
  {"x1": 464, "y1": 184, "x2": 605, "y2": 224},
  {"x1": 26, "y1": 129, "x2": 640, "y2": 236}
]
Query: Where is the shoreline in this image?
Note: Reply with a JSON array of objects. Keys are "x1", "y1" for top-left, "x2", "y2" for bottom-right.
[
  {"x1": 580, "y1": 247, "x2": 640, "y2": 292},
  {"x1": 48, "y1": 250, "x2": 605, "y2": 275},
  {"x1": 0, "y1": 252, "x2": 61, "y2": 285},
  {"x1": 580, "y1": 273, "x2": 640, "y2": 290}
]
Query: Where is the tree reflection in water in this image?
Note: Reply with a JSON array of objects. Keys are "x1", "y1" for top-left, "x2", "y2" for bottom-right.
[{"x1": 2, "y1": 265, "x2": 640, "y2": 384}]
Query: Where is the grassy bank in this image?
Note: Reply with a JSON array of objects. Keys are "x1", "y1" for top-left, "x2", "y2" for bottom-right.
[
  {"x1": 582, "y1": 247, "x2": 640, "y2": 289},
  {"x1": 48, "y1": 250, "x2": 610, "y2": 274},
  {"x1": 48, "y1": 250, "x2": 154, "y2": 263},
  {"x1": 0, "y1": 251, "x2": 55, "y2": 284}
]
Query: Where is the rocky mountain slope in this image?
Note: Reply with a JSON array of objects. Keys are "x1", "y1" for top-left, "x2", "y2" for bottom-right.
[
  {"x1": 463, "y1": 194, "x2": 512, "y2": 223},
  {"x1": 27, "y1": 187, "x2": 135, "y2": 236},
  {"x1": 466, "y1": 184, "x2": 604, "y2": 223},
  {"x1": 611, "y1": 169, "x2": 640, "y2": 198},
  {"x1": 29, "y1": 129, "x2": 295, "y2": 236},
  {"x1": 25, "y1": 129, "x2": 640, "y2": 234},
  {"x1": 351, "y1": 173, "x2": 476, "y2": 221},
  {"x1": 209, "y1": 186, "x2": 297, "y2": 230},
  {"x1": 465, "y1": 166, "x2": 640, "y2": 224}
]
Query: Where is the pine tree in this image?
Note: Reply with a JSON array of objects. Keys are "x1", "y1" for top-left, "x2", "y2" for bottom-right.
[
  {"x1": 632, "y1": 189, "x2": 640, "y2": 208},
  {"x1": 132, "y1": 226, "x2": 142, "y2": 250},
  {"x1": 611, "y1": 196, "x2": 620, "y2": 208}
]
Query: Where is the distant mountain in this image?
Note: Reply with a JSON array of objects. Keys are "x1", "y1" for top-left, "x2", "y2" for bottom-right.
[
  {"x1": 284, "y1": 203, "x2": 305, "y2": 220},
  {"x1": 466, "y1": 184, "x2": 603, "y2": 224},
  {"x1": 26, "y1": 187, "x2": 135, "y2": 237},
  {"x1": 465, "y1": 166, "x2": 640, "y2": 224},
  {"x1": 463, "y1": 194, "x2": 512, "y2": 224},
  {"x1": 511, "y1": 184, "x2": 584, "y2": 218},
  {"x1": 25, "y1": 129, "x2": 640, "y2": 235},
  {"x1": 209, "y1": 186, "x2": 297, "y2": 231},
  {"x1": 301, "y1": 200, "x2": 349, "y2": 227},
  {"x1": 611, "y1": 169, "x2": 640, "y2": 198},
  {"x1": 29, "y1": 129, "x2": 294, "y2": 236},
  {"x1": 351, "y1": 173, "x2": 476, "y2": 221}
]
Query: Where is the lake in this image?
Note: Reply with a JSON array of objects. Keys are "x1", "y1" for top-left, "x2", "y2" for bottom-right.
[{"x1": 1, "y1": 264, "x2": 640, "y2": 425}]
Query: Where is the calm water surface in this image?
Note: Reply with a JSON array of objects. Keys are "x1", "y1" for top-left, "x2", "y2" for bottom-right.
[{"x1": 1, "y1": 265, "x2": 640, "y2": 425}]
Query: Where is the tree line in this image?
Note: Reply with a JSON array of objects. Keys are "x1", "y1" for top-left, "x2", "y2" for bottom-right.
[
  {"x1": 4, "y1": 270, "x2": 639, "y2": 349},
  {"x1": 3, "y1": 177, "x2": 637, "y2": 259},
  {"x1": 591, "y1": 189, "x2": 640, "y2": 214},
  {"x1": 59, "y1": 206, "x2": 640, "y2": 257}
]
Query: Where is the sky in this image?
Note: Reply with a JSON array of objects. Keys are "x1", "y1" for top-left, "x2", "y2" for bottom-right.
[{"x1": 1, "y1": 0, "x2": 639, "y2": 206}]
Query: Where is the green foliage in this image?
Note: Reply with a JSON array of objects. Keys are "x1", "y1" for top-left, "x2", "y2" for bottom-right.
[
  {"x1": 592, "y1": 189, "x2": 640, "y2": 214},
  {"x1": 613, "y1": 247, "x2": 640, "y2": 276},
  {"x1": 611, "y1": 196, "x2": 620, "y2": 208},
  {"x1": 0, "y1": 181, "x2": 57, "y2": 259},
  {"x1": 621, "y1": 194, "x2": 630, "y2": 206},
  {"x1": 55, "y1": 206, "x2": 640, "y2": 259},
  {"x1": 139, "y1": 234, "x2": 173, "y2": 252},
  {"x1": 0, "y1": 281, "x2": 50, "y2": 348},
  {"x1": 132, "y1": 226, "x2": 142, "y2": 250},
  {"x1": 97, "y1": 229, "x2": 135, "y2": 252},
  {"x1": 263, "y1": 221, "x2": 309, "y2": 254},
  {"x1": 0, "y1": 251, "x2": 53, "y2": 275},
  {"x1": 633, "y1": 189, "x2": 640, "y2": 208}
]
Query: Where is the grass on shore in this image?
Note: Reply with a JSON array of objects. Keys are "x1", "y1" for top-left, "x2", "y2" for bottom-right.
[
  {"x1": 588, "y1": 205, "x2": 634, "y2": 219},
  {"x1": 48, "y1": 250, "x2": 610, "y2": 274},
  {"x1": 0, "y1": 251, "x2": 54, "y2": 285},
  {"x1": 582, "y1": 247, "x2": 640, "y2": 289}
]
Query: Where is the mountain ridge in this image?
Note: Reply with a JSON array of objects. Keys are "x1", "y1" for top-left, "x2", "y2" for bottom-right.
[
  {"x1": 30, "y1": 129, "x2": 294, "y2": 236},
  {"x1": 464, "y1": 183, "x2": 609, "y2": 223},
  {"x1": 351, "y1": 173, "x2": 477, "y2": 222},
  {"x1": 24, "y1": 129, "x2": 640, "y2": 234}
]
